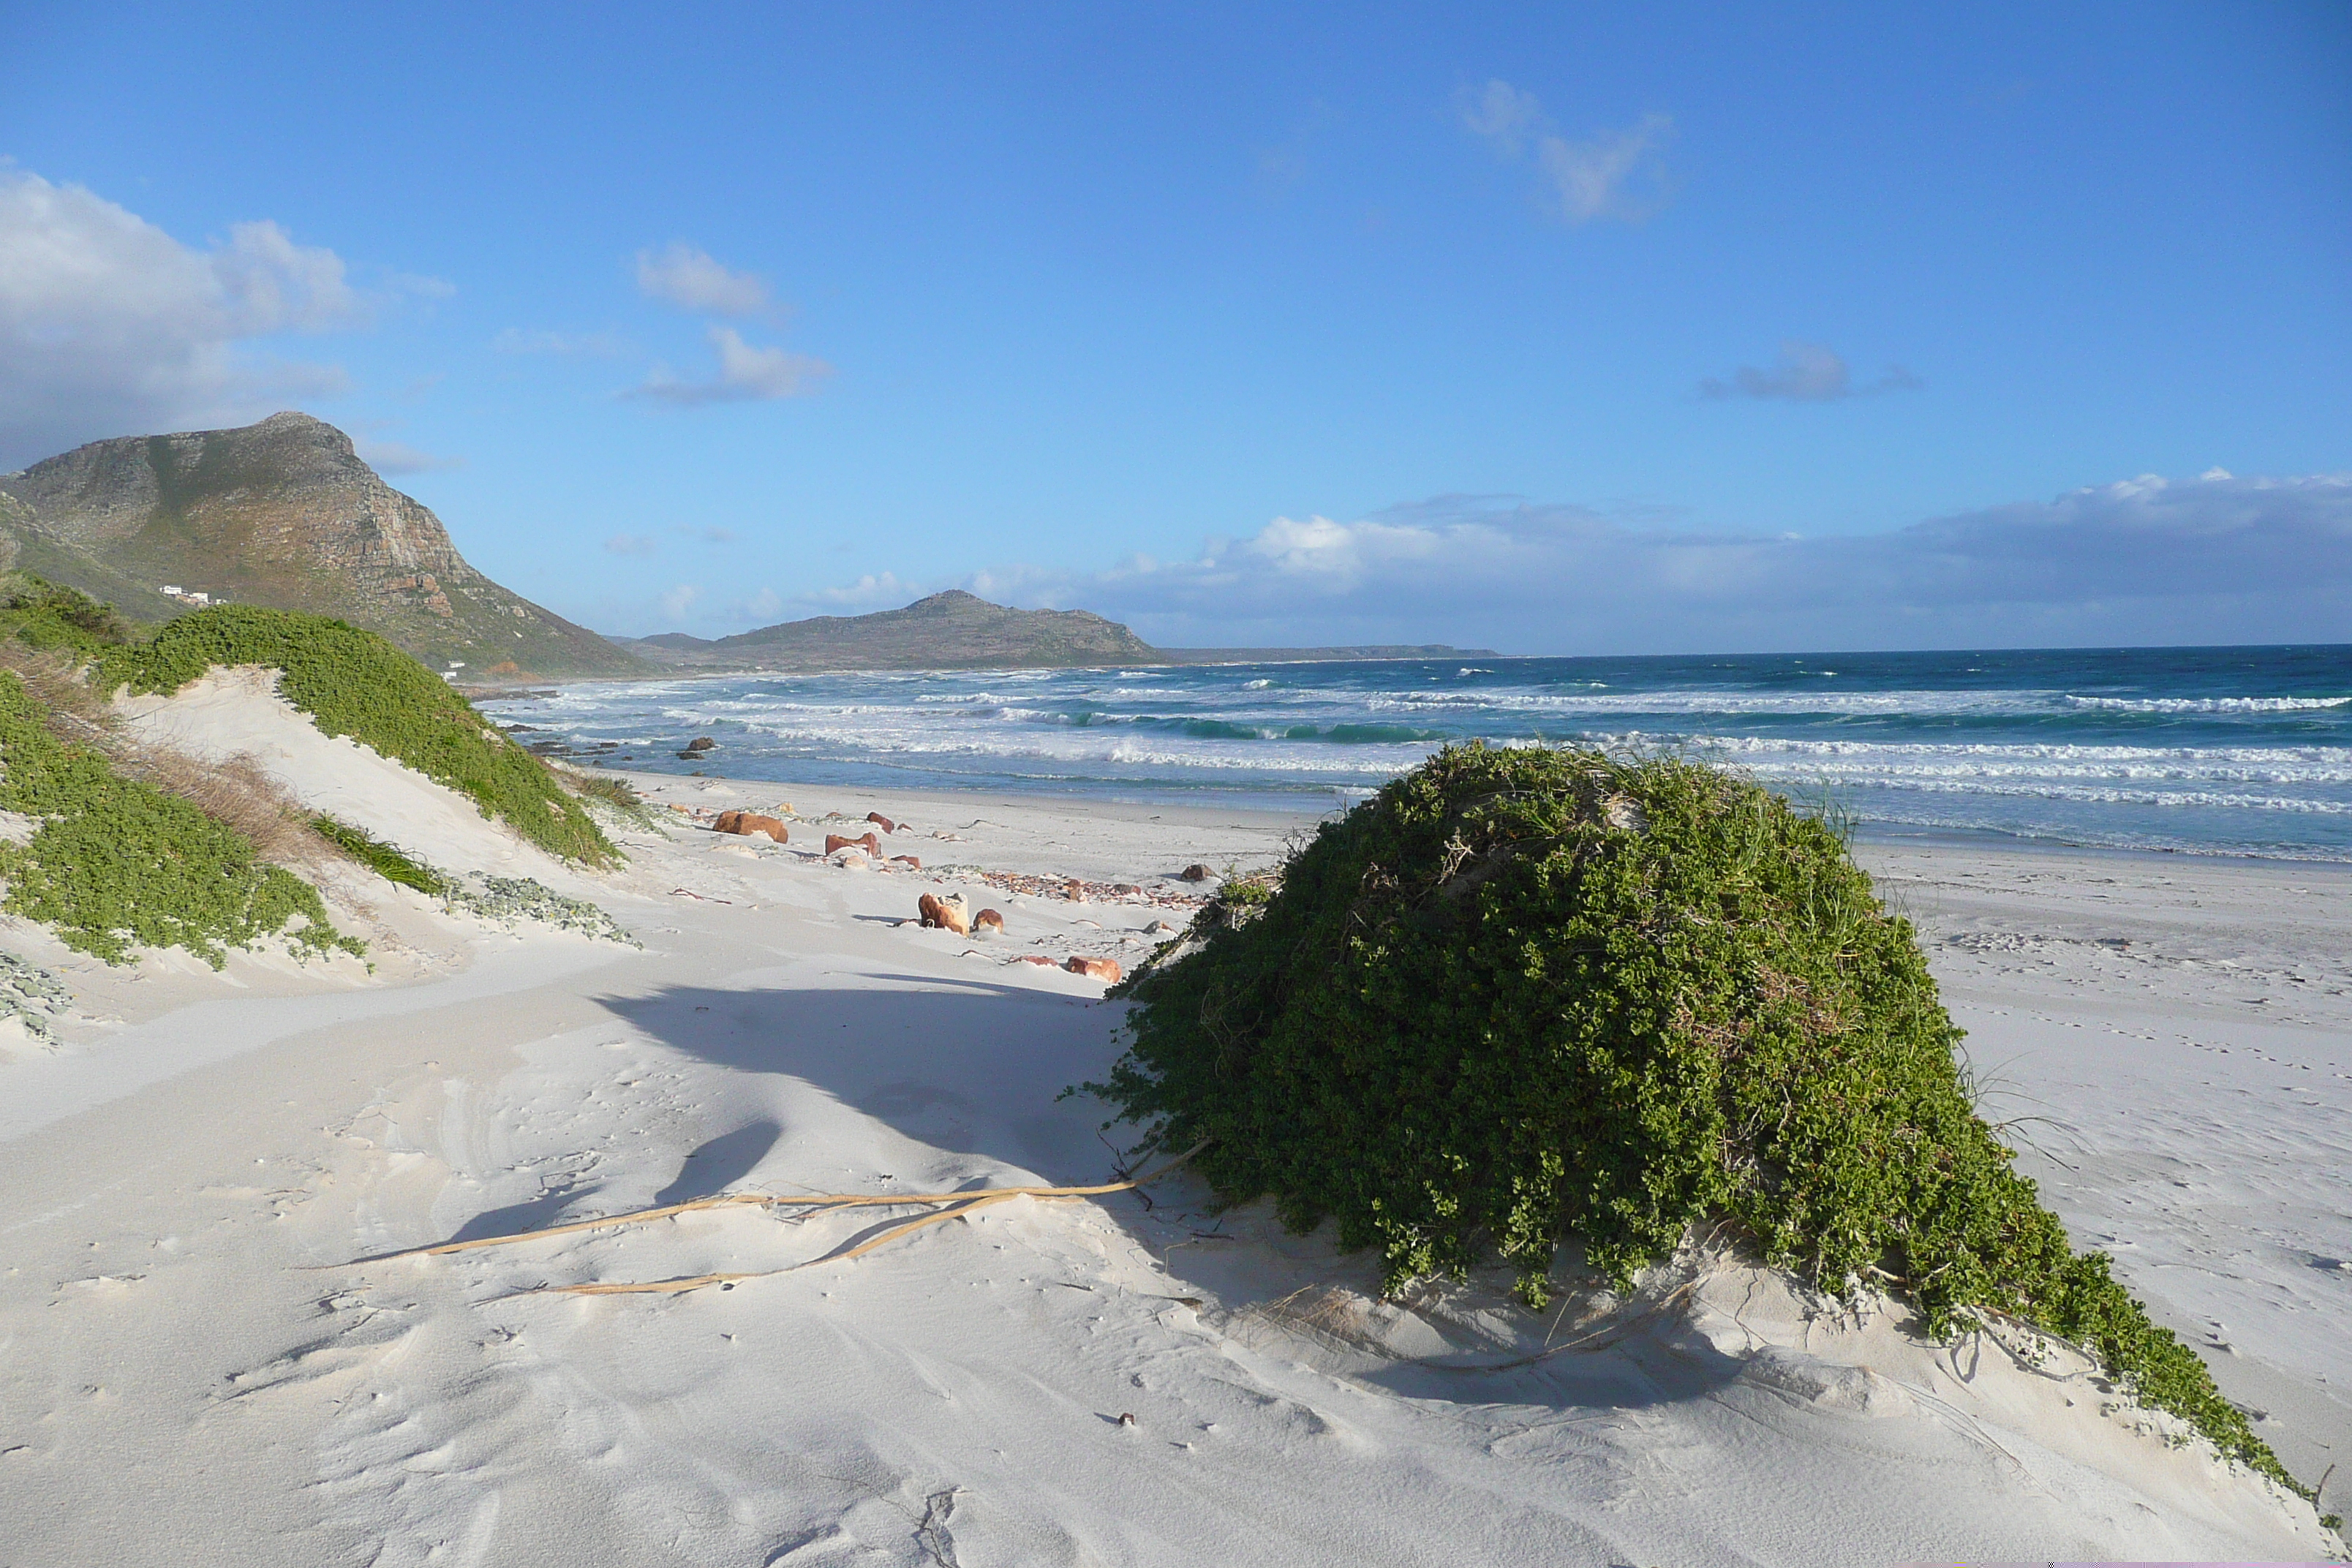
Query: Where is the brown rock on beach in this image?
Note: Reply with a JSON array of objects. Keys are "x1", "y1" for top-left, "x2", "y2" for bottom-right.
[
  {"x1": 867, "y1": 812, "x2": 896, "y2": 833},
  {"x1": 918, "y1": 892, "x2": 972, "y2": 936},
  {"x1": 1178, "y1": 864, "x2": 1213, "y2": 882},
  {"x1": 973, "y1": 908, "x2": 1003, "y2": 933},
  {"x1": 1064, "y1": 956, "x2": 1122, "y2": 983},
  {"x1": 826, "y1": 832, "x2": 882, "y2": 856},
  {"x1": 713, "y1": 810, "x2": 788, "y2": 843}
]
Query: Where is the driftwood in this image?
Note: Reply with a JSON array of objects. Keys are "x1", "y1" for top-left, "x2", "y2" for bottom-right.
[{"x1": 332, "y1": 1141, "x2": 1208, "y2": 1297}]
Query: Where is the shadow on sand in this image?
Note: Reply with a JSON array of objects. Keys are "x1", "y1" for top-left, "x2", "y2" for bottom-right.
[{"x1": 573, "y1": 970, "x2": 1746, "y2": 1414}]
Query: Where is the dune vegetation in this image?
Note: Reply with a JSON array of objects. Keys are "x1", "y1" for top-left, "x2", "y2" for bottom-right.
[
  {"x1": 97, "y1": 604, "x2": 618, "y2": 867},
  {"x1": 1090, "y1": 742, "x2": 2299, "y2": 1491},
  {"x1": 0, "y1": 573, "x2": 619, "y2": 969},
  {"x1": 0, "y1": 666, "x2": 361, "y2": 968}
]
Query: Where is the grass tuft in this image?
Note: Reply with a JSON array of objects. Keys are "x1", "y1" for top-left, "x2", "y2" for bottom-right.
[{"x1": 310, "y1": 815, "x2": 448, "y2": 895}]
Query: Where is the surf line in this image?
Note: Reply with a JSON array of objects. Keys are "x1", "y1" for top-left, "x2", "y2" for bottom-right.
[{"x1": 320, "y1": 1139, "x2": 1211, "y2": 1296}]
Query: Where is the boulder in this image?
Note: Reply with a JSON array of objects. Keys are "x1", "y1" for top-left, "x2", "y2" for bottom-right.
[
  {"x1": 1179, "y1": 864, "x2": 1214, "y2": 882},
  {"x1": 685, "y1": 736, "x2": 717, "y2": 753},
  {"x1": 973, "y1": 908, "x2": 1004, "y2": 934},
  {"x1": 867, "y1": 812, "x2": 897, "y2": 833},
  {"x1": 891, "y1": 855, "x2": 922, "y2": 870},
  {"x1": 826, "y1": 832, "x2": 882, "y2": 856},
  {"x1": 1065, "y1": 956, "x2": 1122, "y2": 983},
  {"x1": 715, "y1": 811, "x2": 788, "y2": 843},
  {"x1": 918, "y1": 892, "x2": 971, "y2": 935}
]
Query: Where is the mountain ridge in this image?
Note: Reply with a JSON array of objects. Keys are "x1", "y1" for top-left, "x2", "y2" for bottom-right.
[
  {"x1": 0, "y1": 412, "x2": 638, "y2": 677},
  {"x1": 615, "y1": 589, "x2": 1496, "y2": 671}
]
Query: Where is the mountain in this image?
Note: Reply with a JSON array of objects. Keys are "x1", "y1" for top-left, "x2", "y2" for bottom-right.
[
  {"x1": 619, "y1": 589, "x2": 1158, "y2": 671},
  {"x1": 617, "y1": 589, "x2": 1498, "y2": 671},
  {"x1": 0, "y1": 412, "x2": 639, "y2": 677}
]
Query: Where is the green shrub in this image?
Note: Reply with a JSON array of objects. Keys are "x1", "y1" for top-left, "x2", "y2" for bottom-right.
[
  {"x1": 96, "y1": 606, "x2": 617, "y2": 867},
  {"x1": 1088, "y1": 743, "x2": 2295, "y2": 1488},
  {"x1": 0, "y1": 672, "x2": 362, "y2": 968}
]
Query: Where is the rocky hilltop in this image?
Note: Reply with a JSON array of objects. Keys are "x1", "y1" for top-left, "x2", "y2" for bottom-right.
[
  {"x1": 624, "y1": 589, "x2": 1160, "y2": 671},
  {"x1": 0, "y1": 412, "x2": 638, "y2": 677},
  {"x1": 622, "y1": 589, "x2": 1496, "y2": 672}
]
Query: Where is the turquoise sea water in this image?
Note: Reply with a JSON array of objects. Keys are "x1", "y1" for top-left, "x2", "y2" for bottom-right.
[{"x1": 480, "y1": 644, "x2": 2352, "y2": 862}]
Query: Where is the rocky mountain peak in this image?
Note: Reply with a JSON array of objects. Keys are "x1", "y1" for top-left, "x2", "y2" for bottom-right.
[{"x1": 0, "y1": 413, "x2": 637, "y2": 677}]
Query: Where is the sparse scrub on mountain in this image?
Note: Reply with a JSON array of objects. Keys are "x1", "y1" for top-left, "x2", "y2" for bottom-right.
[
  {"x1": 97, "y1": 605, "x2": 619, "y2": 867},
  {"x1": 0, "y1": 670, "x2": 362, "y2": 968},
  {"x1": 1088, "y1": 742, "x2": 2298, "y2": 1490},
  {"x1": 0, "y1": 573, "x2": 133, "y2": 656}
]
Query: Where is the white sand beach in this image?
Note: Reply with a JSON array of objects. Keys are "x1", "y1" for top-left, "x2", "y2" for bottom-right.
[{"x1": 0, "y1": 673, "x2": 2344, "y2": 1565}]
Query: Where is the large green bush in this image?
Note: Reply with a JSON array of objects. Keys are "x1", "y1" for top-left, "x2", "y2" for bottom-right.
[
  {"x1": 1090, "y1": 743, "x2": 2293, "y2": 1487},
  {"x1": 98, "y1": 606, "x2": 617, "y2": 867},
  {"x1": 0, "y1": 672, "x2": 361, "y2": 968}
]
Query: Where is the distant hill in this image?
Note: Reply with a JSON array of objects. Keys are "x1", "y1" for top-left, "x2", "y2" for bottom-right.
[
  {"x1": 0, "y1": 412, "x2": 640, "y2": 678},
  {"x1": 619, "y1": 589, "x2": 1158, "y2": 671},
  {"x1": 617, "y1": 589, "x2": 1496, "y2": 671}
]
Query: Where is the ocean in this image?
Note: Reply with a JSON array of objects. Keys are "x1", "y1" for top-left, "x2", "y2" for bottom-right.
[{"x1": 478, "y1": 644, "x2": 2352, "y2": 862}]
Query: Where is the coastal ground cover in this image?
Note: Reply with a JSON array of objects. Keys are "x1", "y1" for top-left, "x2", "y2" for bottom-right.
[
  {"x1": 1091, "y1": 742, "x2": 2302, "y2": 1490},
  {"x1": 0, "y1": 668, "x2": 361, "y2": 968}
]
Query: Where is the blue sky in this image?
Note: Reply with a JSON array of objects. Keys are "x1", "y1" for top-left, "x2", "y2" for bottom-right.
[{"x1": 2, "y1": 3, "x2": 2347, "y2": 652}]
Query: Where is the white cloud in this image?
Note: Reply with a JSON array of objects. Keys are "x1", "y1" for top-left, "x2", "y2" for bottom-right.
[
  {"x1": 676, "y1": 523, "x2": 736, "y2": 543},
  {"x1": 634, "y1": 243, "x2": 771, "y2": 317},
  {"x1": 1460, "y1": 83, "x2": 1673, "y2": 223},
  {"x1": 843, "y1": 472, "x2": 2352, "y2": 654},
  {"x1": 354, "y1": 438, "x2": 462, "y2": 474},
  {"x1": 0, "y1": 167, "x2": 366, "y2": 464},
  {"x1": 657, "y1": 584, "x2": 701, "y2": 621},
  {"x1": 604, "y1": 533, "x2": 657, "y2": 556},
  {"x1": 1700, "y1": 341, "x2": 1923, "y2": 402},
  {"x1": 628, "y1": 325, "x2": 831, "y2": 407},
  {"x1": 494, "y1": 327, "x2": 627, "y2": 356}
]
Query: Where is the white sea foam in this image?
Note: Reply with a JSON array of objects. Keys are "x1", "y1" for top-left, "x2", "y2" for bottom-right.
[
  {"x1": 2062, "y1": 694, "x2": 2352, "y2": 713},
  {"x1": 480, "y1": 656, "x2": 2352, "y2": 856}
]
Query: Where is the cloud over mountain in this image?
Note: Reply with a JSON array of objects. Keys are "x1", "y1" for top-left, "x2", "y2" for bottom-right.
[
  {"x1": 930, "y1": 471, "x2": 2352, "y2": 653},
  {"x1": 0, "y1": 168, "x2": 363, "y2": 465}
]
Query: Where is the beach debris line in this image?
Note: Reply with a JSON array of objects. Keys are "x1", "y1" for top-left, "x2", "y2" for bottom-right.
[
  {"x1": 330, "y1": 1139, "x2": 1211, "y2": 1296},
  {"x1": 1082, "y1": 740, "x2": 2310, "y2": 1495}
]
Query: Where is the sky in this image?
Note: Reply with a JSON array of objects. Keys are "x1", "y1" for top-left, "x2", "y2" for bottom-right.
[{"x1": 1, "y1": 2, "x2": 2347, "y2": 654}]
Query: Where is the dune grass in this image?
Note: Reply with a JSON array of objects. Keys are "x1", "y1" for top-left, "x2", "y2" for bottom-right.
[{"x1": 1088, "y1": 742, "x2": 2301, "y2": 1493}]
